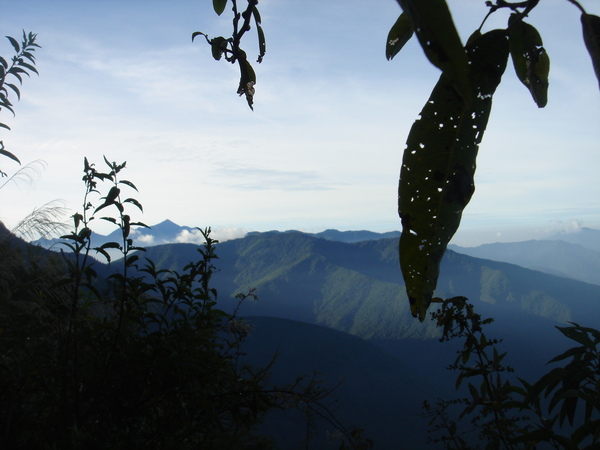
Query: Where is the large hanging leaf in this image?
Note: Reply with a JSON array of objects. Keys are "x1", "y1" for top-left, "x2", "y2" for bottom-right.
[
  {"x1": 509, "y1": 15, "x2": 550, "y2": 107},
  {"x1": 581, "y1": 13, "x2": 600, "y2": 90},
  {"x1": 395, "y1": 0, "x2": 471, "y2": 103},
  {"x1": 386, "y1": 12, "x2": 413, "y2": 61},
  {"x1": 398, "y1": 29, "x2": 510, "y2": 321}
]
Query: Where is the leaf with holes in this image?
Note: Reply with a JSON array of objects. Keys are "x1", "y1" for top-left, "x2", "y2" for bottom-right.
[
  {"x1": 396, "y1": 0, "x2": 471, "y2": 103},
  {"x1": 582, "y1": 13, "x2": 600, "y2": 90},
  {"x1": 509, "y1": 15, "x2": 550, "y2": 107},
  {"x1": 398, "y1": 29, "x2": 510, "y2": 320}
]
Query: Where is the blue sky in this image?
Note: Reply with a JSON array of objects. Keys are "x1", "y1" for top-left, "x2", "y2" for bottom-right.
[{"x1": 1, "y1": 0, "x2": 598, "y2": 246}]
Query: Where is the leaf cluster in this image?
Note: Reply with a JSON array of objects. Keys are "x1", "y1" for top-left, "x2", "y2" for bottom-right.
[
  {"x1": 426, "y1": 298, "x2": 600, "y2": 449},
  {"x1": 0, "y1": 30, "x2": 40, "y2": 175},
  {"x1": 390, "y1": 0, "x2": 600, "y2": 319},
  {"x1": 0, "y1": 157, "x2": 369, "y2": 449},
  {"x1": 193, "y1": 0, "x2": 265, "y2": 110}
]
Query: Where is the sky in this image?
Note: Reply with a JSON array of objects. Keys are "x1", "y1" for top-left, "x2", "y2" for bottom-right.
[{"x1": 0, "y1": 0, "x2": 598, "y2": 246}]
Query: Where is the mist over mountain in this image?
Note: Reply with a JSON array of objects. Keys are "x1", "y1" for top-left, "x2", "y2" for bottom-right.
[
  {"x1": 547, "y1": 227, "x2": 600, "y2": 252},
  {"x1": 33, "y1": 220, "x2": 401, "y2": 251},
  {"x1": 450, "y1": 239, "x2": 600, "y2": 286}
]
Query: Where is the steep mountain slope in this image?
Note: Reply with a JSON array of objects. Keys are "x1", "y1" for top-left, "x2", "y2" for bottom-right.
[
  {"x1": 133, "y1": 232, "x2": 600, "y2": 383},
  {"x1": 450, "y1": 239, "x2": 600, "y2": 286},
  {"x1": 135, "y1": 231, "x2": 600, "y2": 337},
  {"x1": 242, "y1": 316, "x2": 432, "y2": 449}
]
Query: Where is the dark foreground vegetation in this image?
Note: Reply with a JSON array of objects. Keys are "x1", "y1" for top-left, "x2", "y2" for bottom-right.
[
  {"x1": 3, "y1": 0, "x2": 600, "y2": 446},
  {"x1": 2, "y1": 157, "x2": 599, "y2": 448}
]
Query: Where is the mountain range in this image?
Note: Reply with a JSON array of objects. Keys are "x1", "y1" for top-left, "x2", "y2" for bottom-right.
[
  {"x1": 28, "y1": 221, "x2": 600, "y2": 447},
  {"x1": 449, "y1": 233, "x2": 600, "y2": 286},
  {"x1": 87, "y1": 226, "x2": 600, "y2": 448}
]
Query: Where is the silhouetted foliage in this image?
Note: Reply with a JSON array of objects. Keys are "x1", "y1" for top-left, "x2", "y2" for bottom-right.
[
  {"x1": 0, "y1": 30, "x2": 40, "y2": 176},
  {"x1": 0, "y1": 158, "x2": 371, "y2": 449}
]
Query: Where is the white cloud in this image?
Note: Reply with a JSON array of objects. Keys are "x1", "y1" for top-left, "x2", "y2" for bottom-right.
[
  {"x1": 175, "y1": 227, "x2": 247, "y2": 244},
  {"x1": 133, "y1": 233, "x2": 156, "y2": 245},
  {"x1": 548, "y1": 219, "x2": 584, "y2": 235}
]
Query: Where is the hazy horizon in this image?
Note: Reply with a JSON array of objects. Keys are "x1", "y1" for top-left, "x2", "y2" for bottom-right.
[{"x1": 2, "y1": 1, "x2": 598, "y2": 247}]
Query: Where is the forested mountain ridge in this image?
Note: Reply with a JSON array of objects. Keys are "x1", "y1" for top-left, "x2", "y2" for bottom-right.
[
  {"x1": 127, "y1": 231, "x2": 600, "y2": 339},
  {"x1": 116, "y1": 230, "x2": 600, "y2": 418}
]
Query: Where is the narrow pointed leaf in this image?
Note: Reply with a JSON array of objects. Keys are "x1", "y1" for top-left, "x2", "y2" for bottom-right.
[
  {"x1": 123, "y1": 197, "x2": 144, "y2": 212},
  {"x1": 6, "y1": 83, "x2": 21, "y2": 100},
  {"x1": 386, "y1": 12, "x2": 413, "y2": 61},
  {"x1": 509, "y1": 16, "x2": 550, "y2": 107},
  {"x1": 126, "y1": 254, "x2": 140, "y2": 268},
  {"x1": 6, "y1": 36, "x2": 20, "y2": 52},
  {"x1": 396, "y1": 0, "x2": 471, "y2": 103},
  {"x1": 191, "y1": 31, "x2": 206, "y2": 42},
  {"x1": 256, "y1": 22, "x2": 266, "y2": 63},
  {"x1": 0, "y1": 146, "x2": 21, "y2": 164},
  {"x1": 94, "y1": 247, "x2": 112, "y2": 263},
  {"x1": 17, "y1": 61, "x2": 38, "y2": 75},
  {"x1": 399, "y1": 29, "x2": 510, "y2": 320},
  {"x1": 556, "y1": 325, "x2": 595, "y2": 349},
  {"x1": 130, "y1": 221, "x2": 149, "y2": 228},
  {"x1": 119, "y1": 179, "x2": 138, "y2": 191},
  {"x1": 582, "y1": 13, "x2": 600, "y2": 90}
]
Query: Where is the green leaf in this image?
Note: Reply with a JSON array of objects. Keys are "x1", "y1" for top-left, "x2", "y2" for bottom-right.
[
  {"x1": 256, "y1": 21, "x2": 266, "y2": 63},
  {"x1": 131, "y1": 221, "x2": 149, "y2": 228},
  {"x1": 191, "y1": 31, "x2": 206, "y2": 42},
  {"x1": 556, "y1": 325, "x2": 595, "y2": 349},
  {"x1": 94, "y1": 186, "x2": 120, "y2": 213},
  {"x1": 123, "y1": 197, "x2": 144, "y2": 212},
  {"x1": 210, "y1": 36, "x2": 228, "y2": 61},
  {"x1": 399, "y1": 29, "x2": 510, "y2": 320},
  {"x1": 0, "y1": 146, "x2": 21, "y2": 164},
  {"x1": 126, "y1": 254, "x2": 140, "y2": 267},
  {"x1": 17, "y1": 61, "x2": 38, "y2": 75},
  {"x1": 94, "y1": 247, "x2": 112, "y2": 263},
  {"x1": 99, "y1": 241, "x2": 121, "y2": 249},
  {"x1": 509, "y1": 15, "x2": 550, "y2": 107},
  {"x1": 213, "y1": 0, "x2": 227, "y2": 16},
  {"x1": 386, "y1": 12, "x2": 413, "y2": 61},
  {"x1": 237, "y1": 58, "x2": 256, "y2": 110},
  {"x1": 119, "y1": 179, "x2": 138, "y2": 191},
  {"x1": 396, "y1": 0, "x2": 471, "y2": 103},
  {"x1": 582, "y1": 13, "x2": 600, "y2": 90},
  {"x1": 6, "y1": 83, "x2": 21, "y2": 100},
  {"x1": 5, "y1": 35, "x2": 20, "y2": 52}
]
